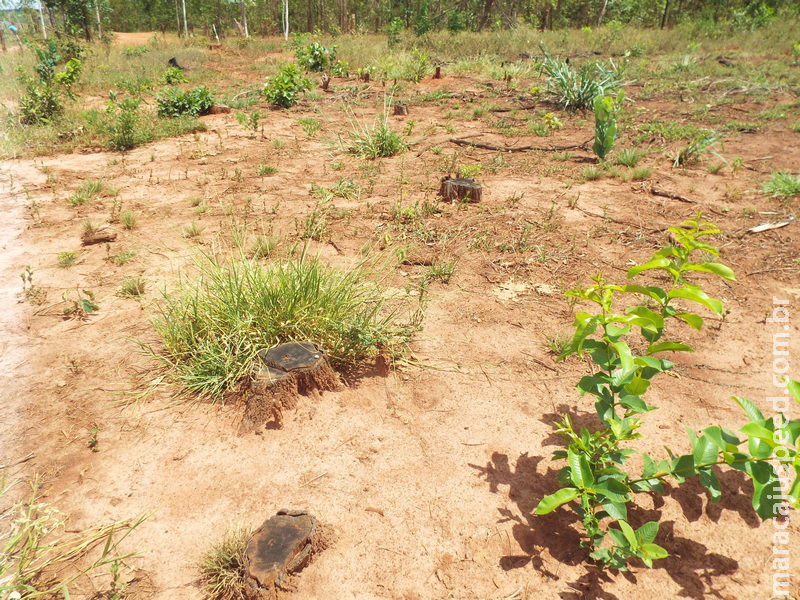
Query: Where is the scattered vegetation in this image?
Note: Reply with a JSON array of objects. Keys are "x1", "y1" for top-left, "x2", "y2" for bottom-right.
[
  {"x1": 348, "y1": 109, "x2": 406, "y2": 159},
  {"x1": 156, "y1": 86, "x2": 214, "y2": 118},
  {"x1": 198, "y1": 526, "x2": 251, "y2": 600},
  {"x1": 761, "y1": 172, "x2": 800, "y2": 198},
  {"x1": 263, "y1": 64, "x2": 312, "y2": 108}
]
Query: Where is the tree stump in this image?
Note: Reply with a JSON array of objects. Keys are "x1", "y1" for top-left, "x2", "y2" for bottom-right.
[
  {"x1": 433, "y1": 65, "x2": 442, "y2": 79},
  {"x1": 359, "y1": 71, "x2": 370, "y2": 83},
  {"x1": 244, "y1": 510, "x2": 319, "y2": 600},
  {"x1": 438, "y1": 176, "x2": 482, "y2": 203},
  {"x1": 321, "y1": 73, "x2": 330, "y2": 91},
  {"x1": 393, "y1": 103, "x2": 408, "y2": 116},
  {"x1": 241, "y1": 342, "x2": 340, "y2": 431},
  {"x1": 81, "y1": 231, "x2": 117, "y2": 246}
]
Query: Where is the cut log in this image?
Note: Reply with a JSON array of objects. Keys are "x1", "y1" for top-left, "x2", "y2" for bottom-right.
[
  {"x1": 393, "y1": 103, "x2": 408, "y2": 116},
  {"x1": 241, "y1": 341, "x2": 340, "y2": 431},
  {"x1": 438, "y1": 176, "x2": 482, "y2": 203},
  {"x1": 81, "y1": 231, "x2": 117, "y2": 246},
  {"x1": 244, "y1": 509, "x2": 319, "y2": 599}
]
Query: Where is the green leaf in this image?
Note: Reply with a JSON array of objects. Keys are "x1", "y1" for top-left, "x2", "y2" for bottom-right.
[
  {"x1": 627, "y1": 257, "x2": 672, "y2": 278},
  {"x1": 699, "y1": 468, "x2": 722, "y2": 502},
  {"x1": 692, "y1": 435, "x2": 719, "y2": 466},
  {"x1": 674, "y1": 312, "x2": 704, "y2": 330},
  {"x1": 535, "y1": 487, "x2": 580, "y2": 514},
  {"x1": 682, "y1": 262, "x2": 736, "y2": 281},
  {"x1": 646, "y1": 341, "x2": 694, "y2": 354},
  {"x1": 601, "y1": 501, "x2": 628, "y2": 521},
  {"x1": 594, "y1": 479, "x2": 632, "y2": 503},
  {"x1": 641, "y1": 543, "x2": 669, "y2": 560},
  {"x1": 568, "y1": 449, "x2": 594, "y2": 489},
  {"x1": 667, "y1": 287, "x2": 724, "y2": 316},
  {"x1": 733, "y1": 396, "x2": 765, "y2": 422},
  {"x1": 788, "y1": 379, "x2": 800, "y2": 404},
  {"x1": 618, "y1": 520, "x2": 639, "y2": 548},
  {"x1": 636, "y1": 521, "x2": 659, "y2": 545}
]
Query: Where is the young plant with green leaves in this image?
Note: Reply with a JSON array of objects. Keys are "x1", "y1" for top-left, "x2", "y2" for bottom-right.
[
  {"x1": 536, "y1": 217, "x2": 799, "y2": 570},
  {"x1": 540, "y1": 48, "x2": 623, "y2": 111},
  {"x1": 263, "y1": 64, "x2": 312, "y2": 108},
  {"x1": 18, "y1": 40, "x2": 82, "y2": 125},
  {"x1": 592, "y1": 91, "x2": 624, "y2": 161}
]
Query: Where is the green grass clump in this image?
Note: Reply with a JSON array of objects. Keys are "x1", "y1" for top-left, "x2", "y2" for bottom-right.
[
  {"x1": 613, "y1": 148, "x2": 645, "y2": 167},
  {"x1": 150, "y1": 252, "x2": 411, "y2": 397},
  {"x1": 348, "y1": 111, "x2": 406, "y2": 159},
  {"x1": 540, "y1": 50, "x2": 623, "y2": 111},
  {"x1": 198, "y1": 527, "x2": 250, "y2": 600},
  {"x1": 761, "y1": 172, "x2": 800, "y2": 198}
]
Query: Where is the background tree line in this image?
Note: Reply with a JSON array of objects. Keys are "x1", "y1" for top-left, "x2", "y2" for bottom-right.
[{"x1": 10, "y1": 0, "x2": 798, "y2": 42}]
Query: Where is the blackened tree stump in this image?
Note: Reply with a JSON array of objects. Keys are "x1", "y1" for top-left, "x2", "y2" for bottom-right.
[
  {"x1": 242, "y1": 341, "x2": 340, "y2": 431},
  {"x1": 438, "y1": 176, "x2": 482, "y2": 203},
  {"x1": 244, "y1": 509, "x2": 319, "y2": 600},
  {"x1": 433, "y1": 65, "x2": 442, "y2": 79}
]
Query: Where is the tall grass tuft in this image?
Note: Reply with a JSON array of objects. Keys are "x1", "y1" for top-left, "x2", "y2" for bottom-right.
[
  {"x1": 761, "y1": 172, "x2": 800, "y2": 198},
  {"x1": 347, "y1": 103, "x2": 406, "y2": 159},
  {"x1": 198, "y1": 527, "x2": 251, "y2": 600},
  {"x1": 150, "y1": 251, "x2": 411, "y2": 398}
]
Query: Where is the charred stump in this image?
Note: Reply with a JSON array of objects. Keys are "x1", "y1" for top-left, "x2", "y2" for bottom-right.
[
  {"x1": 241, "y1": 342, "x2": 340, "y2": 431},
  {"x1": 244, "y1": 509, "x2": 322, "y2": 600},
  {"x1": 167, "y1": 57, "x2": 185, "y2": 70},
  {"x1": 433, "y1": 65, "x2": 442, "y2": 79},
  {"x1": 438, "y1": 176, "x2": 482, "y2": 203}
]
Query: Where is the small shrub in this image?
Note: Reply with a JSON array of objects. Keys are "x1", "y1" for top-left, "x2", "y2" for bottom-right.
[
  {"x1": 761, "y1": 172, "x2": 800, "y2": 198},
  {"x1": 387, "y1": 17, "x2": 404, "y2": 47},
  {"x1": 18, "y1": 40, "x2": 82, "y2": 125},
  {"x1": 263, "y1": 64, "x2": 312, "y2": 109},
  {"x1": 156, "y1": 86, "x2": 214, "y2": 118},
  {"x1": 295, "y1": 41, "x2": 337, "y2": 72},
  {"x1": 235, "y1": 111, "x2": 262, "y2": 135},
  {"x1": 198, "y1": 527, "x2": 250, "y2": 600},
  {"x1": 150, "y1": 252, "x2": 413, "y2": 397},
  {"x1": 108, "y1": 96, "x2": 140, "y2": 151},
  {"x1": 159, "y1": 66, "x2": 187, "y2": 84},
  {"x1": 544, "y1": 332, "x2": 570, "y2": 355}
]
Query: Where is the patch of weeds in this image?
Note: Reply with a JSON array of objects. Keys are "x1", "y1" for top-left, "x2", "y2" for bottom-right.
[
  {"x1": 629, "y1": 166, "x2": 653, "y2": 181},
  {"x1": 120, "y1": 276, "x2": 146, "y2": 298},
  {"x1": 674, "y1": 132, "x2": 721, "y2": 167},
  {"x1": 582, "y1": 166, "x2": 604, "y2": 181},
  {"x1": 761, "y1": 172, "x2": 800, "y2": 198},
  {"x1": 235, "y1": 111, "x2": 262, "y2": 136},
  {"x1": 249, "y1": 234, "x2": 278, "y2": 259},
  {"x1": 540, "y1": 49, "x2": 623, "y2": 111},
  {"x1": 150, "y1": 252, "x2": 413, "y2": 397},
  {"x1": 156, "y1": 86, "x2": 214, "y2": 118},
  {"x1": 57, "y1": 251, "x2": 78, "y2": 268},
  {"x1": 120, "y1": 210, "x2": 138, "y2": 230},
  {"x1": 544, "y1": 332, "x2": 570, "y2": 355},
  {"x1": 297, "y1": 117, "x2": 321, "y2": 137},
  {"x1": 257, "y1": 164, "x2": 277, "y2": 176},
  {"x1": 298, "y1": 201, "x2": 331, "y2": 240},
  {"x1": 183, "y1": 222, "x2": 205, "y2": 239},
  {"x1": 82, "y1": 219, "x2": 99, "y2": 235},
  {"x1": 791, "y1": 122, "x2": 800, "y2": 133},
  {"x1": 552, "y1": 151, "x2": 573, "y2": 161},
  {"x1": 636, "y1": 120, "x2": 705, "y2": 142},
  {"x1": 62, "y1": 289, "x2": 99, "y2": 318},
  {"x1": 272, "y1": 139, "x2": 286, "y2": 149},
  {"x1": 108, "y1": 95, "x2": 140, "y2": 151},
  {"x1": 424, "y1": 261, "x2": 456, "y2": 284},
  {"x1": 159, "y1": 66, "x2": 187, "y2": 85},
  {"x1": 348, "y1": 108, "x2": 406, "y2": 159},
  {"x1": 707, "y1": 163, "x2": 725, "y2": 175},
  {"x1": 198, "y1": 526, "x2": 251, "y2": 600},
  {"x1": 457, "y1": 164, "x2": 482, "y2": 178},
  {"x1": 68, "y1": 180, "x2": 110, "y2": 206},
  {"x1": 109, "y1": 249, "x2": 136, "y2": 266},
  {"x1": 613, "y1": 148, "x2": 645, "y2": 167}
]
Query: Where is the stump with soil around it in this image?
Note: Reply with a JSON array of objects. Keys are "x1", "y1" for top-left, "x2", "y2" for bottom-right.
[
  {"x1": 244, "y1": 509, "x2": 320, "y2": 600},
  {"x1": 438, "y1": 176, "x2": 482, "y2": 203},
  {"x1": 241, "y1": 341, "x2": 340, "y2": 431}
]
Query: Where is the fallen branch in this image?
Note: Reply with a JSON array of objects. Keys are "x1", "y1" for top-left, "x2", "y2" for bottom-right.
[
  {"x1": 449, "y1": 137, "x2": 591, "y2": 153},
  {"x1": 650, "y1": 187, "x2": 695, "y2": 203}
]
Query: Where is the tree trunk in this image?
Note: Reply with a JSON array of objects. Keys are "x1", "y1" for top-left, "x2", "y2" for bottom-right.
[
  {"x1": 596, "y1": 0, "x2": 609, "y2": 27},
  {"x1": 476, "y1": 0, "x2": 495, "y2": 30},
  {"x1": 81, "y1": 4, "x2": 92, "y2": 41},
  {"x1": 0, "y1": 28, "x2": 6, "y2": 52},
  {"x1": 175, "y1": 0, "x2": 181, "y2": 34},
  {"x1": 241, "y1": 0, "x2": 249, "y2": 36},
  {"x1": 660, "y1": 0, "x2": 670, "y2": 28},
  {"x1": 181, "y1": 0, "x2": 188, "y2": 36},
  {"x1": 283, "y1": 0, "x2": 289, "y2": 39},
  {"x1": 94, "y1": 0, "x2": 102, "y2": 38}
]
